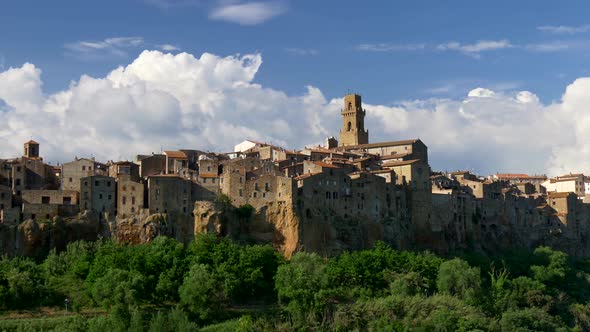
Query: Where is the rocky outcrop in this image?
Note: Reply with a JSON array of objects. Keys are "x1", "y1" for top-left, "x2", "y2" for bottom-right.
[
  {"x1": 0, "y1": 212, "x2": 106, "y2": 258},
  {"x1": 192, "y1": 200, "x2": 413, "y2": 258}
]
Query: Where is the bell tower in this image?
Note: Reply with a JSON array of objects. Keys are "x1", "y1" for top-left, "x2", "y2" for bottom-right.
[
  {"x1": 24, "y1": 140, "x2": 40, "y2": 158},
  {"x1": 339, "y1": 94, "x2": 368, "y2": 146}
]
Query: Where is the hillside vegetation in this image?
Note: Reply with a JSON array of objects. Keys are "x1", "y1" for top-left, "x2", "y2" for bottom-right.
[{"x1": 1, "y1": 235, "x2": 590, "y2": 331}]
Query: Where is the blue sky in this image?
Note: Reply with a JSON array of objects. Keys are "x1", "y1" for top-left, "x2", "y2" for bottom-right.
[
  {"x1": 2, "y1": 0, "x2": 590, "y2": 175},
  {"x1": 3, "y1": 0, "x2": 590, "y2": 104}
]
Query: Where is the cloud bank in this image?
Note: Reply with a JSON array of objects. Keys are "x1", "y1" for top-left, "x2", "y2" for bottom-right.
[{"x1": 0, "y1": 50, "x2": 588, "y2": 176}]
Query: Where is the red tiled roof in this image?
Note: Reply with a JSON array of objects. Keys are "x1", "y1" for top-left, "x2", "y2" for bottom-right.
[
  {"x1": 148, "y1": 174, "x2": 181, "y2": 178},
  {"x1": 164, "y1": 151, "x2": 188, "y2": 160},
  {"x1": 548, "y1": 192, "x2": 575, "y2": 198},
  {"x1": 496, "y1": 173, "x2": 547, "y2": 179},
  {"x1": 382, "y1": 159, "x2": 421, "y2": 167},
  {"x1": 337, "y1": 139, "x2": 421, "y2": 150},
  {"x1": 199, "y1": 173, "x2": 218, "y2": 178},
  {"x1": 294, "y1": 173, "x2": 320, "y2": 180},
  {"x1": 313, "y1": 161, "x2": 340, "y2": 169}
]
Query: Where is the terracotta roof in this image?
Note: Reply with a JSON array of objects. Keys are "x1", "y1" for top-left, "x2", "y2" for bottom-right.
[
  {"x1": 114, "y1": 161, "x2": 134, "y2": 165},
  {"x1": 382, "y1": 159, "x2": 421, "y2": 167},
  {"x1": 496, "y1": 173, "x2": 531, "y2": 178},
  {"x1": 164, "y1": 151, "x2": 188, "y2": 160},
  {"x1": 294, "y1": 172, "x2": 320, "y2": 180},
  {"x1": 337, "y1": 139, "x2": 421, "y2": 150},
  {"x1": 148, "y1": 174, "x2": 181, "y2": 178},
  {"x1": 557, "y1": 173, "x2": 584, "y2": 178},
  {"x1": 199, "y1": 173, "x2": 218, "y2": 178},
  {"x1": 283, "y1": 162, "x2": 304, "y2": 168},
  {"x1": 378, "y1": 153, "x2": 411, "y2": 160},
  {"x1": 548, "y1": 192, "x2": 575, "y2": 198},
  {"x1": 370, "y1": 169, "x2": 393, "y2": 174},
  {"x1": 313, "y1": 161, "x2": 340, "y2": 169}
]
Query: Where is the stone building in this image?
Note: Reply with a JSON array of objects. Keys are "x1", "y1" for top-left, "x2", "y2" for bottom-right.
[
  {"x1": 0, "y1": 141, "x2": 59, "y2": 198},
  {"x1": 62, "y1": 158, "x2": 108, "y2": 192},
  {"x1": 21, "y1": 189, "x2": 79, "y2": 220},
  {"x1": 136, "y1": 154, "x2": 166, "y2": 177},
  {"x1": 196, "y1": 158, "x2": 221, "y2": 201},
  {"x1": 542, "y1": 173, "x2": 586, "y2": 197},
  {"x1": 147, "y1": 175, "x2": 192, "y2": 215},
  {"x1": 80, "y1": 175, "x2": 116, "y2": 217},
  {"x1": 116, "y1": 174, "x2": 145, "y2": 218},
  {"x1": 108, "y1": 161, "x2": 140, "y2": 181},
  {"x1": 164, "y1": 150, "x2": 189, "y2": 174},
  {"x1": 493, "y1": 173, "x2": 547, "y2": 186},
  {"x1": 0, "y1": 185, "x2": 12, "y2": 211},
  {"x1": 339, "y1": 139, "x2": 429, "y2": 164},
  {"x1": 339, "y1": 94, "x2": 369, "y2": 146}
]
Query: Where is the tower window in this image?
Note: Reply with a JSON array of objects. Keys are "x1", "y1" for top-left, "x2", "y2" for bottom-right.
[
  {"x1": 348, "y1": 102, "x2": 352, "y2": 110},
  {"x1": 347, "y1": 121, "x2": 352, "y2": 131}
]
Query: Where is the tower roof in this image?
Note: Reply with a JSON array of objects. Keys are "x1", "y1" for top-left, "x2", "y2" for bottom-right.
[{"x1": 25, "y1": 140, "x2": 39, "y2": 145}]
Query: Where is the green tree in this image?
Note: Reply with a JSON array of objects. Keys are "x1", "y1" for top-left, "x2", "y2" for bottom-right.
[
  {"x1": 179, "y1": 263, "x2": 225, "y2": 322},
  {"x1": 275, "y1": 252, "x2": 328, "y2": 321},
  {"x1": 437, "y1": 258, "x2": 481, "y2": 304},
  {"x1": 91, "y1": 268, "x2": 145, "y2": 309}
]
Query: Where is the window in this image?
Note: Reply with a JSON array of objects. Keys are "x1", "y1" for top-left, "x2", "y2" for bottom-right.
[
  {"x1": 262, "y1": 193, "x2": 266, "y2": 198},
  {"x1": 16, "y1": 166, "x2": 21, "y2": 172},
  {"x1": 326, "y1": 191, "x2": 330, "y2": 199},
  {"x1": 212, "y1": 178, "x2": 216, "y2": 184},
  {"x1": 207, "y1": 166, "x2": 211, "y2": 172},
  {"x1": 122, "y1": 186, "x2": 127, "y2": 191},
  {"x1": 108, "y1": 194, "x2": 112, "y2": 200},
  {"x1": 253, "y1": 192, "x2": 257, "y2": 198},
  {"x1": 84, "y1": 181, "x2": 88, "y2": 186},
  {"x1": 95, "y1": 181, "x2": 99, "y2": 186},
  {"x1": 265, "y1": 183, "x2": 269, "y2": 191},
  {"x1": 82, "y1": 166, "x2": 86, "y2": 171},
  {"x1": 131, "y1": 197, "x2": 135, "y2": 205},
  {"x1": 107, "y1": 181, "x2": 111, "y2": 187},
  {"x1": 122, "y1": 196, "x2": 127, "y2": 204},
  {"x1": 240, "y1": 177, "x2": 243, "y2": 183},
  {"x1": 41, "y1": 196, "x2": 50, "y2": 204},
  {"x1": 333, "y1": 192, "x2": 338, "y2": 199},
  {"x1": 0, "y1": 193, "x2": 4, "y2": 199},
  {"x1": 15, "y1": 179, "x2": 21, "y2": 186},
  {"x1": 255, "y1": 183, "x2": 259, "y2": 190},
  {"x1": 99, "y1": 194, "x2": 103, "y2": 199},
  {"x1": 69, "y1": 177, "x2": 73, "y2": 183},
  {"x1": 239, "y1": 189, "x2": 243, "y2": 196},
  {"x1": 203, "y1": 178, "x2": 207, "y2": 184}
]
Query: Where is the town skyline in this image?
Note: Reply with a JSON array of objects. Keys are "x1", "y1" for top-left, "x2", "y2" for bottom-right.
[{"x1": 3, "y1": 1, "x2": 590, "y2": 176}]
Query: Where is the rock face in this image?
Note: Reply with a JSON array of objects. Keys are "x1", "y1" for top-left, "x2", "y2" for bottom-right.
[
  {"x1": 5, "y1": 196, "x2": 590, "y2": 259},
  {"x1": 0, "y1": 212, "x2": 106, "y2": 258},
  {"x1": 193, "y1": 200, "x2": 414, "y2": 258}
]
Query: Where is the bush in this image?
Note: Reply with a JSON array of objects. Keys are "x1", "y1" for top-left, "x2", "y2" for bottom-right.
[{"x1": 437, "y1": 258, "x2": 481, "y2": 304}]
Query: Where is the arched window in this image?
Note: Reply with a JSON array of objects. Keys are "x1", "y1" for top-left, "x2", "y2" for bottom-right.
[
  {"x1": 347, "y1": 121, "x2": 352, "y2": 131},
  {"x1": 348, "y1": 102, "x2": 352, "y2": 110}
]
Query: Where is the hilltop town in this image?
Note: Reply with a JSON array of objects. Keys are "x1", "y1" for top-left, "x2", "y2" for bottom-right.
[{"x1": 1, "y1": 94, "x2": 589, "y2": 258}]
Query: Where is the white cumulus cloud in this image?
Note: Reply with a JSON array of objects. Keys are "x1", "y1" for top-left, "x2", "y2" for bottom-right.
[{"x1": 1, "y1": 50, "x2": 590, "y2": 176}]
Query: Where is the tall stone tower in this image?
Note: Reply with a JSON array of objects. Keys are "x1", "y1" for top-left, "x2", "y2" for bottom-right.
[
  {"x1": 24, "y1": 140, "x2": 39, "y2": 158},
  {"x1": 339, "y1": 94, "x2": 368, "y2": 146}
]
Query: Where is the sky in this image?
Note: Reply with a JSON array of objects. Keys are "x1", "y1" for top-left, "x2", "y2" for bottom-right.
[{"x1": 1, "y1": 0, "x2": 590, "y2": 176}]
